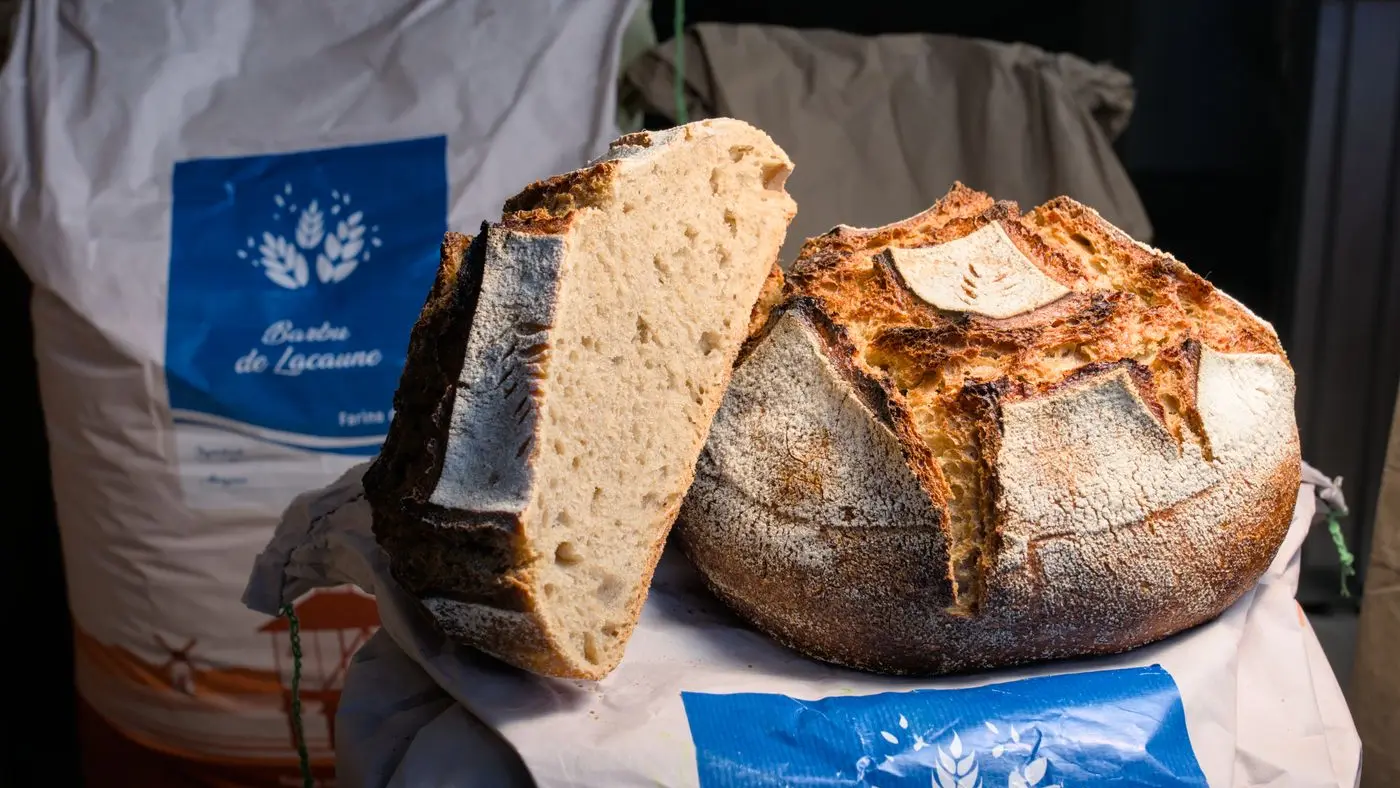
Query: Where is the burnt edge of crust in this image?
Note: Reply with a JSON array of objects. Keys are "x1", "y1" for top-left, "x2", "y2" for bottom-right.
[
  {"x1": 366, "y1": 229, "x2": 487, "y2": 506},
  {"x1": 365, "y1": 229, "x2": 536, "y2": 617},
  {"x1": 946, "y1": 378, "x2": 1008, "y2": 615},
  {"x1": 376, "y1": 507, "x2": 532, "y2": 613},
  {"x1": 863, "y1": 289, "x2": 1127, "y2": 380},
  {"x1": 500, "y1": 159, "x2": 620, "y2": 225},
  {"x1": 789, "y1": 182, "x2": 995, "y2": 274},
  {"x1": 1159, "y1": 339, "x2": 1211, "y2": 458},
  {"x1": 1032, "y1": 196, "x2": 1284, "y2": 356},
  {"x1": 612, "y1": 130, "x2": 655, "y2": 149},
  {"x1": 1002, "y1": 357, "x2": 1166, "y2": 420}
]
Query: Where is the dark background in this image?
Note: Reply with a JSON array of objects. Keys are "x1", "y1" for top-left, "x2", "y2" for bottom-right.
[{"x1": 9, "y1": 0, "x2": 1398, "y2": 784}]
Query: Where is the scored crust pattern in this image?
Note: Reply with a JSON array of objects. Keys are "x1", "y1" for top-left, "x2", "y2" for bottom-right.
[{"x1": 679, "y1": 184, "x2": 1301, "y2": 675}]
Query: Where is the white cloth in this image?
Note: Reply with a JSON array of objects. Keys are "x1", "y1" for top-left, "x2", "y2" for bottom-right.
[{"x1": 247, "y1": 464, "x2": 1361, "y2": 787}]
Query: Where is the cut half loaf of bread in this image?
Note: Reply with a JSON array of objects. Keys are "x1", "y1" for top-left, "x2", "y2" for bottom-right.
[
  {"x1": 365, "y1": 119, "x2": 796, "y2": 679},
  {"x1": 679, "y1": 184, "x2": 1300, "y2": 675}
]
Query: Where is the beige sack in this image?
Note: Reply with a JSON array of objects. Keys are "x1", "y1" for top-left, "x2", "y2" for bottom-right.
[
  {"x1": 1353, "y1": 392, "x2": 1400, "y2": 788},
  {"x1": 623, "y1": 24, "x2": 1153, "y2": 262}
]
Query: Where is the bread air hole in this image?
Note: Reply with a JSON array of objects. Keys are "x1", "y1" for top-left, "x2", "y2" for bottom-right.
[
  {"x1": 761, "y1": 161, "x2": 790, "y2": 191},
  {"x1": 595, "y1": 574, "x2": 624, "y2": 603},
  {"x1": 686, "y1": 378, "x2": 706, "y2": 405},
  {"x1": 1161, "y1": 392, "x2": 1182, "y2": 416},
  {"x1": 555, "y1": 541, "x2": 583, "y2": 565}
]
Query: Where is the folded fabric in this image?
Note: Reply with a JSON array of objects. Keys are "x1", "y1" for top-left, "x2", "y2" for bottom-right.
[{"x1": 246, "y1": 464, "x2": 1359, "y2": 787}]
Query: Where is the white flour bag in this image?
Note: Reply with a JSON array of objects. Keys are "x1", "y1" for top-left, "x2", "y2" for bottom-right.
[{"x1": 0, "y1": 1, "x2": 635, "y2": 784}]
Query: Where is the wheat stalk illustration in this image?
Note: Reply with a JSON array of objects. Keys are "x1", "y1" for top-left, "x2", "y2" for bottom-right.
[
  {"x1": 316, "y1": 210, "x2": 365, "y2": 284},
  {"x1": 257, "y1": 232, "x2": 309, "y2": 290},
  {"x1": 296, "y1": 199, "x2": 325, "y2": 250},
  {"x1": 985, "y1": 724, "x2": 1060, "y2": 788},
  {"x1": 242, "y1": 187, "x2": 377, "y2": 288},
  {"x1": 933, "y1": 732, "x2": 981, "y2": 788},
  {"x1": 1006, "y1": 756, "x2": 1052, "y2": 788},
  {"x1": 859, "y1": 720, "x2": 1064, "y2": 788}
]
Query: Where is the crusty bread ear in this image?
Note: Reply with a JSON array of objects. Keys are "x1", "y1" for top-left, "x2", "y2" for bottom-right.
[
  {"x1": 680, "y1": 184, "x2": 1299, "y2": 676},
  {"x1": 366, "y1": 119, "x2": 796, "y2": 679}
]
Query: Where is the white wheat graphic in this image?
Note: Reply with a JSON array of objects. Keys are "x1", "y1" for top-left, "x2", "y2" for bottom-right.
[
  {"x1": 244, "y1": 187, "x2": 377, "y2": 288},
  {"x1": 317, "y1": 210, "x2": 365, "y2": 284},
  {"x1": 933, "y1": 732, "x2": 980, "y2": 788},
  {"x1": 258, "y1": 232, "x2": 309, "y2": 290},
  {"x1": 296, "y1": 199, "x2": 325, "y2": 250},
  {"x1": 858, "y1": 721, "x2": 1063, "y2": 788},
  {"x1": 1007, "y1": 756, "x2": 1052, "y2": 788}
]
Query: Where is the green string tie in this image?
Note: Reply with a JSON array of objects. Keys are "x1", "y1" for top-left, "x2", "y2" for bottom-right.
[
  {"x1": 1326, "y1": 513, "x2": 1356, "y2": 598},
  {"x1": 673, "y1": 0, "x2": 687, "y2": 124},
  {"x1": 280, "y1": 603, "x2": 314, "y2": 788}
]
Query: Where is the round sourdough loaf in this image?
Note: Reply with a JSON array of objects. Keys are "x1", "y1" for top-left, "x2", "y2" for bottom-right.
[{"x1": 678, "y1": 184, "x2": 1301, "y2": 675}]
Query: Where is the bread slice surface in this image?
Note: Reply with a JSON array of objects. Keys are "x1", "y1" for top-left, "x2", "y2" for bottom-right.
[{"x1": 367, "y1": 119, "x2": 796, "y2": 679}]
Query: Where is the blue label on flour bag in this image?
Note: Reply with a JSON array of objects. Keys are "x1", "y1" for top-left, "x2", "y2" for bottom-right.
[
  {"x1": 681, "y1": 665, "x2": 1207, "y2": 788},
  {"x1": 167, "y1": 136, "x2": 447, "y2": 509}
]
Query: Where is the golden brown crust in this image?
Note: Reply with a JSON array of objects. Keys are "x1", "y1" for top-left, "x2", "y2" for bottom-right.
[
  {"x1": 788, "y1": 298, "x2": 952, "y2": 512},
  {"x1": 501, "y1": 160, "x2": 619, "y2": 219},
  {"x1": 789, "y1": 182, "x2": 995, "y2": 274},
  {"x1": 1026, "y1": 197, "x2": 1282, "y2": 356},
  {"x1": 680, "y1": 185, "x2": 1301, "y2": 675},
  {"x1": 746, "y1": 262, "x2": 786, "y2": 337}
]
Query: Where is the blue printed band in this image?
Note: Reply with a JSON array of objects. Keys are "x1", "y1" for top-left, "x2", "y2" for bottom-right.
[{"x1": 682, "y1": 665, "x2": 1207, "y2": 788}]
